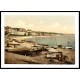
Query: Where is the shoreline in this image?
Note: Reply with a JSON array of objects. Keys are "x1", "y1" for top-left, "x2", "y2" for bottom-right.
[
  {"x1": 8, "y1": 35, "x2": 75, "y2": 50},
  {"x1": 10, "y1": 35, "x2": 55, "y2": 41},
  {"x1": 5, "y1": 37, "x2": 75, "y2": 64},
  {"x1": 11, "y1": 35, "x2": 55, "y2": 38}
]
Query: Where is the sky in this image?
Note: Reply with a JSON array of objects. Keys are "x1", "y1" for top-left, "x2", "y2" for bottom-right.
[{"x1": 4, "y1": 15, "x2": 75, "y2": 34}]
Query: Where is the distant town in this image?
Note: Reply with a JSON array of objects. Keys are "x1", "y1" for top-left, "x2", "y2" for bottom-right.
[{"x1": 5, "y1": 26, "x2": 66, "y2": 36}]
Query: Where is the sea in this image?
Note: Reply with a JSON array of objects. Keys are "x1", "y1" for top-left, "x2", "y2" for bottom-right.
[{"x1": 26, "y1": 34, "x2": 75, "y2": 50}]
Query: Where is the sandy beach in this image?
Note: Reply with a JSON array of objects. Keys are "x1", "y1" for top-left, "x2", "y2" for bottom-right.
[
  {"x1": 5, "y1": 37, "x2": 75, "y2": 64},
  {"x1": 11, "y1": 35, "x2": 55, "y2": 40},
  {"x1": 5, "y1": 49, "x2": 75, "y2": 64}
]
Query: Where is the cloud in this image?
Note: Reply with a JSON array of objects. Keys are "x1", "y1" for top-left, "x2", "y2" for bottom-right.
[
  {"x1": 29, "y1": 24, "x2": 33, "y2": 27},
  {"x1": 54, "y1": 22, "x2": 60, "y2": 27},
  {"x1": 13, "y1": 21, "x2": 74, "y2": 34},
  {"x1": 48, "y1": 22, "x2": 74, "y2": 34},
  {"x1": 26, "y1": 24, "x2": 34, "y2": 30},
  {"x1": 61, "y1": 26, "x2": 67, "y2": 31},
  {"x1": 49, "y1": 22, "x2": 61, "y2": 32},
  {"x1": 40, "y1": 20, "x2": 44, "y2": 24},
  {"x1": 14, "y1": 20, "x2": 27, "y2": 29}
]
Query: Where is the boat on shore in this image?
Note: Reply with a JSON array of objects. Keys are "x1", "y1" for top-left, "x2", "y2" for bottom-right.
[
  {"x1": 5, "y1": 47, "x2": 29, "y2": 54},
  {"x1": 65, "y1": 47, "x2": 72, "y2": 49},
  {"x1": 5, "y1": 44, "x2": 45, "y2": 56}
]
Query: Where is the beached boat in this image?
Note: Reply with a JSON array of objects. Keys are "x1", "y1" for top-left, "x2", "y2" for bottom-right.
[
  {"x1": 5, "y1": 47, "x2": 29, "y2": 53},
  {"x1": 46, "y1": 47, "x2": 68, "y2": 62},
  {"x1": 46, "y1": 51, "x2": 68, "y2": 63},
  {"x1": 5, "y1": 44, "x2": 44, "y2": 56}
]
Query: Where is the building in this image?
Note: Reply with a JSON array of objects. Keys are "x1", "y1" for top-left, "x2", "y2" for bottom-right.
[
  {"x1": 26, "y1": 29, "x2": 32, "y2": 36},
  {"x1": 5, "y1": 26, "x2": 12, "y2": 35},
  {"x1": 12, "y1": 28, "x2": 26, "y2": 32}
]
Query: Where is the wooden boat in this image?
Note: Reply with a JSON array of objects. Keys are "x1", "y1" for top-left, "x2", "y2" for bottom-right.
[
  {"x1": 46, "y1": 51, "x2": 68, "y2": 62},
  {"x1": 57, "y1": 44, "x2": 62, "y2": 48},
  {"x1": 65, "y1": 40, "x2": 72, "y2": 49},
  {"x1": 46, "y1": 52, "x2": 62, "y2": 59},
  {"x1": 5, "y1": 47, "x2": 29, "y2": 53},
  {"x1": 5, "y1": 45, "x2": 43, "y2": 56},
  {"x1": 65, "y1": 47, "x2": 72, "y2": 49}
]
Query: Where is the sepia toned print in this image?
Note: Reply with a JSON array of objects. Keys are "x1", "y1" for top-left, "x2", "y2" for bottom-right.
[{"x1": 4, "y1": 13, "x2": 75, "y2": 64}]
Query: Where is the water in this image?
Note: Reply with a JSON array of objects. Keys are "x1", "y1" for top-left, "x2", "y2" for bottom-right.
[{"x1": 26, "y1": 34, "x2": 75, "y2": 50}]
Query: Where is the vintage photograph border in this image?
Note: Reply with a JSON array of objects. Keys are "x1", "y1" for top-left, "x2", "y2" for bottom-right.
[{"x1": 0, "y1": 11, "x2": 79, "y2": 69}]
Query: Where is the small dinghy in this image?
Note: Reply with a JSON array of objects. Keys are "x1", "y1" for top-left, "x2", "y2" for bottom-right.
[
  {"x1": 65, "y1": 47, "x2": 72, "y2": 49},
  {"x1": 66, "y1": 40, "x2": 72, "y2": 49}
]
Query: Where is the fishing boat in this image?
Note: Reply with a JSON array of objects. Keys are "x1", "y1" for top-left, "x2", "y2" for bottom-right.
[
  {"x1": 5, "y1": 47, "x2": 29, "y2": 53},
  {"x1": 65, "y1": 47, "x2": 72, "y2": 49},
  {"x1": 46, "y1": 48, "x2": 60, "y2": 58},
  {"x1": 66, "y1": 40, "x2": 72, "y2": 49},
  {"x1": 5, "y1": 42, "x2": 43, "y2": 56},
  {"x1": 46, "y1": 48, "x2": 68, "y2": 63}
]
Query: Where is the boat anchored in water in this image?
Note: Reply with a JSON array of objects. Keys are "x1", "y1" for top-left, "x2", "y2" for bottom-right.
[{"x1": 65, "y1": 40, "x2": 72, "y2": 49}]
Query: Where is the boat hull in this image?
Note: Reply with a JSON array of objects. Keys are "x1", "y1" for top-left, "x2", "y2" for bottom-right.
[
  {"x1": 5, "y1": 47, "x2": 43, "y2": 56},
  {"x1": 5, "y1": 48, "x2": 30, "y2": 55}
]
